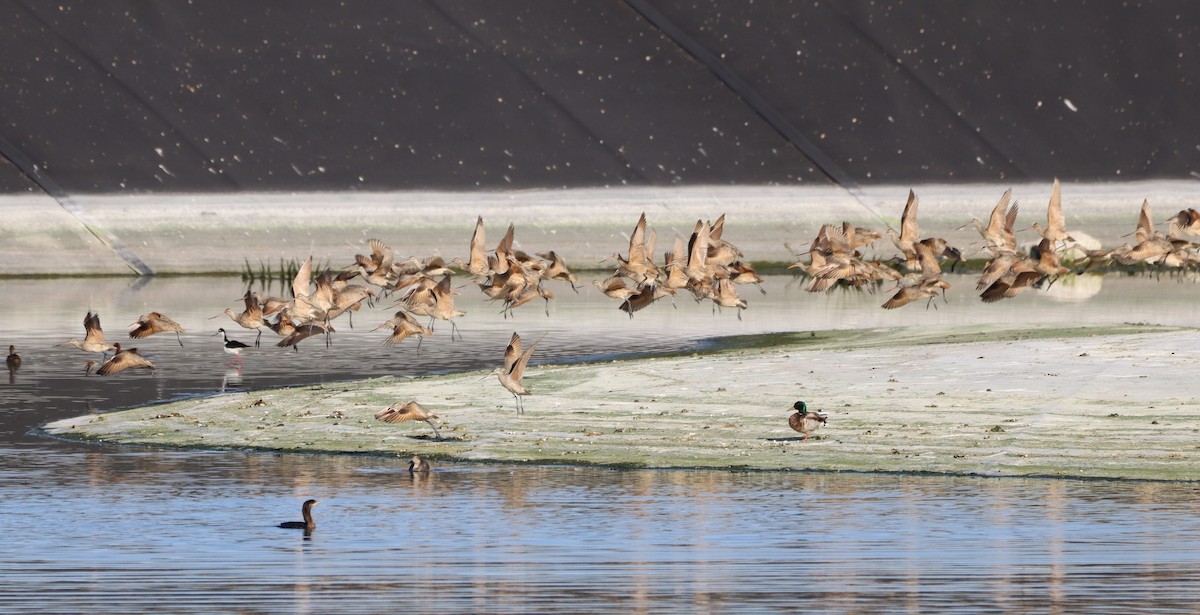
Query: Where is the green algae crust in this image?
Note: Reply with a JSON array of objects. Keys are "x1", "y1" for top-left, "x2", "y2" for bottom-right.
[{"x1": 41, "y1": 324, "x2": 1200, "y2": 481}]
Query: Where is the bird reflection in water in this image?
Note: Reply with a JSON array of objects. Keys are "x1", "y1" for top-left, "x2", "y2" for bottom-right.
[{"x1": 220, "y1": 366, "x2": 244, "y2": 393}]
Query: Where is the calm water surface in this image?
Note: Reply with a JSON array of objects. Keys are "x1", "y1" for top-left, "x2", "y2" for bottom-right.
[{"x1": 3, "y1": 273, "x2": 1200, "y2": 612}]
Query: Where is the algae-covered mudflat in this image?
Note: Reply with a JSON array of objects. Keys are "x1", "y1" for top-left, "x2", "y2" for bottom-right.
[{"x1": 42, "y1": 323, "x2": 1200, "y2": 481}]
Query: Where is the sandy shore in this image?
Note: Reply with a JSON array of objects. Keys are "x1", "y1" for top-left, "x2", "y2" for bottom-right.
[{"x1": 42, "y1": 323, "x2": 1200, "y2": 481}]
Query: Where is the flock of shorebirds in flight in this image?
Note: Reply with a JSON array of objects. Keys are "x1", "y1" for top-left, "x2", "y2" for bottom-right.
[{"x1": 12, "y1": 179, "x2": 1198, "y2": 435}]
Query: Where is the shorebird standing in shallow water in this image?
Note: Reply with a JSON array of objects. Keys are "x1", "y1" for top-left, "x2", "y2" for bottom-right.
[
  {"x1": 215, "y1": 328, "x2": 251, "y2": 366},
  {"x1": 95, "y1": 343, "x2": 156, "y2": 376},
  {"x1": 60, "y1": 311, "x2": 117, "y2": 358},
  {"x1": 489, "y1": 332, "x2": 539, "y2": 414},
  {"x1": 129, "y1": 312, "x2": 186, "y2": 347},
  {"x1": 375, "y1": 400, "x2": 442, "y2": 439},
  {"x1": 788, "y1": 401, "x2": 827, "y2": 441}
]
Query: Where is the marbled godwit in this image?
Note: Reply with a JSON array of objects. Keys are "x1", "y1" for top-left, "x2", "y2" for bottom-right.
[
  {"x1": 886, "y1": 189, "x2": 921, "y2": 271},
  {"x1": 619, "y1": 284, "x2": 674, "y2": 317},
  {"x1": 711, "y1": 279, "x2": 748, "y2": 319},
  {"x1": 215, "y1": 291, "x2": 266, "y2": 347},
  {"x1": 408, "y1": 455, "x2": 431, "y2": 473},
  {"x1": 404, "y1": 275, "x2": 464, "y2": 341},
  {"x1": 6, "y1": 345, "x2": 20, "y2": 373},
  {"x1": 451, "y1": 216, "x2": 491, "y2": 277},
  {"x1": 356, "y1": 239, "x2": 398, "y2": 287},
  {"x1": 95, "y1": 343, "x2": 156, "y2": 376},
  {"x1": 882, "y1": 242, "x2": 951, "y2": 309},
  {"x1": 278, "y1": 499, "x2": 318, "y2": 534},
  {"x1": 130, "y1": 312, "x2": 186, "y2": 347},
  {"x1": 537, "y1": 250, "x2": 580, "y2": 292},
  {"x1": 593, "y1": 276, "x2": 637, "y2": 301},
  {"x1": 613, "y1": 212, "x2": 659, "y2": 286},
  {"x1": 1169, "y1": 208, "x2": 1200, "y2": 237},
  {"x1": 1030, "y1": 178, "x2": 1076, "y2": 248},
  {"x1": 375, "y1": 310, "x2": 433, "y2": 350},
  {"x1": 788, "y1": 401, "x2": 827, "y2": 441},
  {"x1": 728, "y1": 261, "x2": 766, "y2": 294},
  {"x1": 490, "y1": 332, "x2": 539, "y2": 414},
  {"x1": 60, "y1": 311, "x2": 117, "y2": 357},
  {"x1": 375, "y1": 401, "x2": 442, "y2": 439},
  {"x1": 1031, "y1": 238, "x2": 1070, "y2": 288},
  {"x1": 961, "y1": 188, "x2": 1019, "y2": 255},
  {"x1": 276, "y1": 322, "x2": 334, "y2": 351},
  {"x1": 267, "y1": 309, "x2": 296, "y2": 339},
  {"x1": 216, "y1": 328, "x2": 251, "y2": 365}
]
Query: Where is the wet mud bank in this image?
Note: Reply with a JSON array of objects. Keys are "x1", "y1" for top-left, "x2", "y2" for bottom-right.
[{"x1": 42, "y1": 324, "x2": 1200, "y2": 481}]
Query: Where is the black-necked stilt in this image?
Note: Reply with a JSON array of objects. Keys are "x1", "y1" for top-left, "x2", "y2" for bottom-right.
[{"x1": 215, "y1": 328, "x2": 251, "y2": 366}]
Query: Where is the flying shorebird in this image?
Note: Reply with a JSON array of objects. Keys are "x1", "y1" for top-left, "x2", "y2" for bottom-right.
[
  {"x1": 60, "y1": 311, "x2": 117, "y2": 357},
  {"x1": 788, "y1": 401, "x2": 827, "y2": 441},
  {"x1": 1030, "y1": 178, "x2": 1076, "y2": 248},
  {"x1": 374, "y1": 310, "x2": 433, "y2": 351},
  {"x1": 215, "y1": 328, "x2": 252, "y2": 365},
  {"x1": 960, "y1": 188, "x2": 1019, "y2": 255},
  {"x1": 451, "y1": 216, "x2": 491, "y2": 277},
  {"x1": 129, "y1": 312, "x2": 186, "y2": 347},
  {"x1": 95, "y1": 343, "x2": 156, "y2": 376},
  {"x1": 886, "y1": 189, "x2": 922, "y2": 271},
  {"x1": 214, "y1": 291, "x2": 266, "y2": 347},
  {"x1": 374, "y1": 400, "x2": 442, "y2": 439},
  {"x1": 489, "y1": 332, "x2": 539, "y2": 414}
]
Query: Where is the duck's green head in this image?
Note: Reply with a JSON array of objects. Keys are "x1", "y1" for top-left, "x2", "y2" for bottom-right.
[{"x1": 793, "y1": 400, "x2": 807, "y2": 412}]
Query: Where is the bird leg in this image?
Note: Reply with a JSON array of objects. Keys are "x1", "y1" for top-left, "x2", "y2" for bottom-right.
[
  {"x1": 425, "y1": 419, "x2": 442, "y2": 440},
  {"x1": 449, "y1": 320, "x2": 461, "y2": 342},
  {"x1": 255, "y1": 329, "x2": 262, "y2": 348}
]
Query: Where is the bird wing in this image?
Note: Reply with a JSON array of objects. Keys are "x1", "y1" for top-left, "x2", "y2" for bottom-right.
[
  {"x1": 709, "y1": 213, "x2": 726, "y2": 242},
  {"x1": 468, "y1": 216, "x2": 487, "y2": 266},
  {"x1": 84, "y1": 312, "x2": 106, "y2": 345},
  {"x1": 292, "y1": 256, "x2": 313, "y2": 300},
  {"x1": 503, "y1": 332, "x2": 523, "y2": 374},
  {"x1": 686, "y1": 220, "x2": 710, "y2": 271},
  {"x1": 628, "y1": 213, "x2": 648, "y2": 264},
  {"x1": 511, "y1": 337, "x2": 539, "y2": 381},
  {"x1": 900, "y1": 189, "x2": 920, "y2": 243},
  {"x1": 915, "y1": 241, "x2": 942, "y2": 277},
  {"x1": 987, "y1": 188, "x2": 1012, "y2": 237},
  {"x1": 1136, "y1": 199, "x2": 1154, "y2": 244},
  {"x1": 1047, "y1": 178, "x2": 1066, "y2": 233},
  {"x1": 368, "y1": 239, "x2": 392, "y2": 268}
]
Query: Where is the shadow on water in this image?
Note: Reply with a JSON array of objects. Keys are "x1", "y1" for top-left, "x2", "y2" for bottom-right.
[{"x1": 3, "y1": 273, "x2": 1200, "y2": 610}]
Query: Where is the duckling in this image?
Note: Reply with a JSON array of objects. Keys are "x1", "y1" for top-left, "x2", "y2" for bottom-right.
[{"x1": 788, "y1": 401, "x2": 827, "y2": 441}]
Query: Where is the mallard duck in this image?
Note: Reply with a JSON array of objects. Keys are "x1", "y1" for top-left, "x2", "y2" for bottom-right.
[
  {"x1": 408, "y1": 455, "x2": 431, "y2": 473},
  {"x1": 788, "y1": 401, "x2": 827, "y2": 441}
]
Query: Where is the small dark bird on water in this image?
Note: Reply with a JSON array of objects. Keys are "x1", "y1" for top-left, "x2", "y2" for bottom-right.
[
  {"x1": 6, "y1": 345, "x2": 20, "y2": 372},
  {"x1": 788, "y1": 401, "x2": 827, "y2": 441},
  {"x1": 278, "y1": 499, "x2": 318, "y2": 535},
  {"x1": 408, "y1": 455, "x2": 431, "y2": 473}
]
